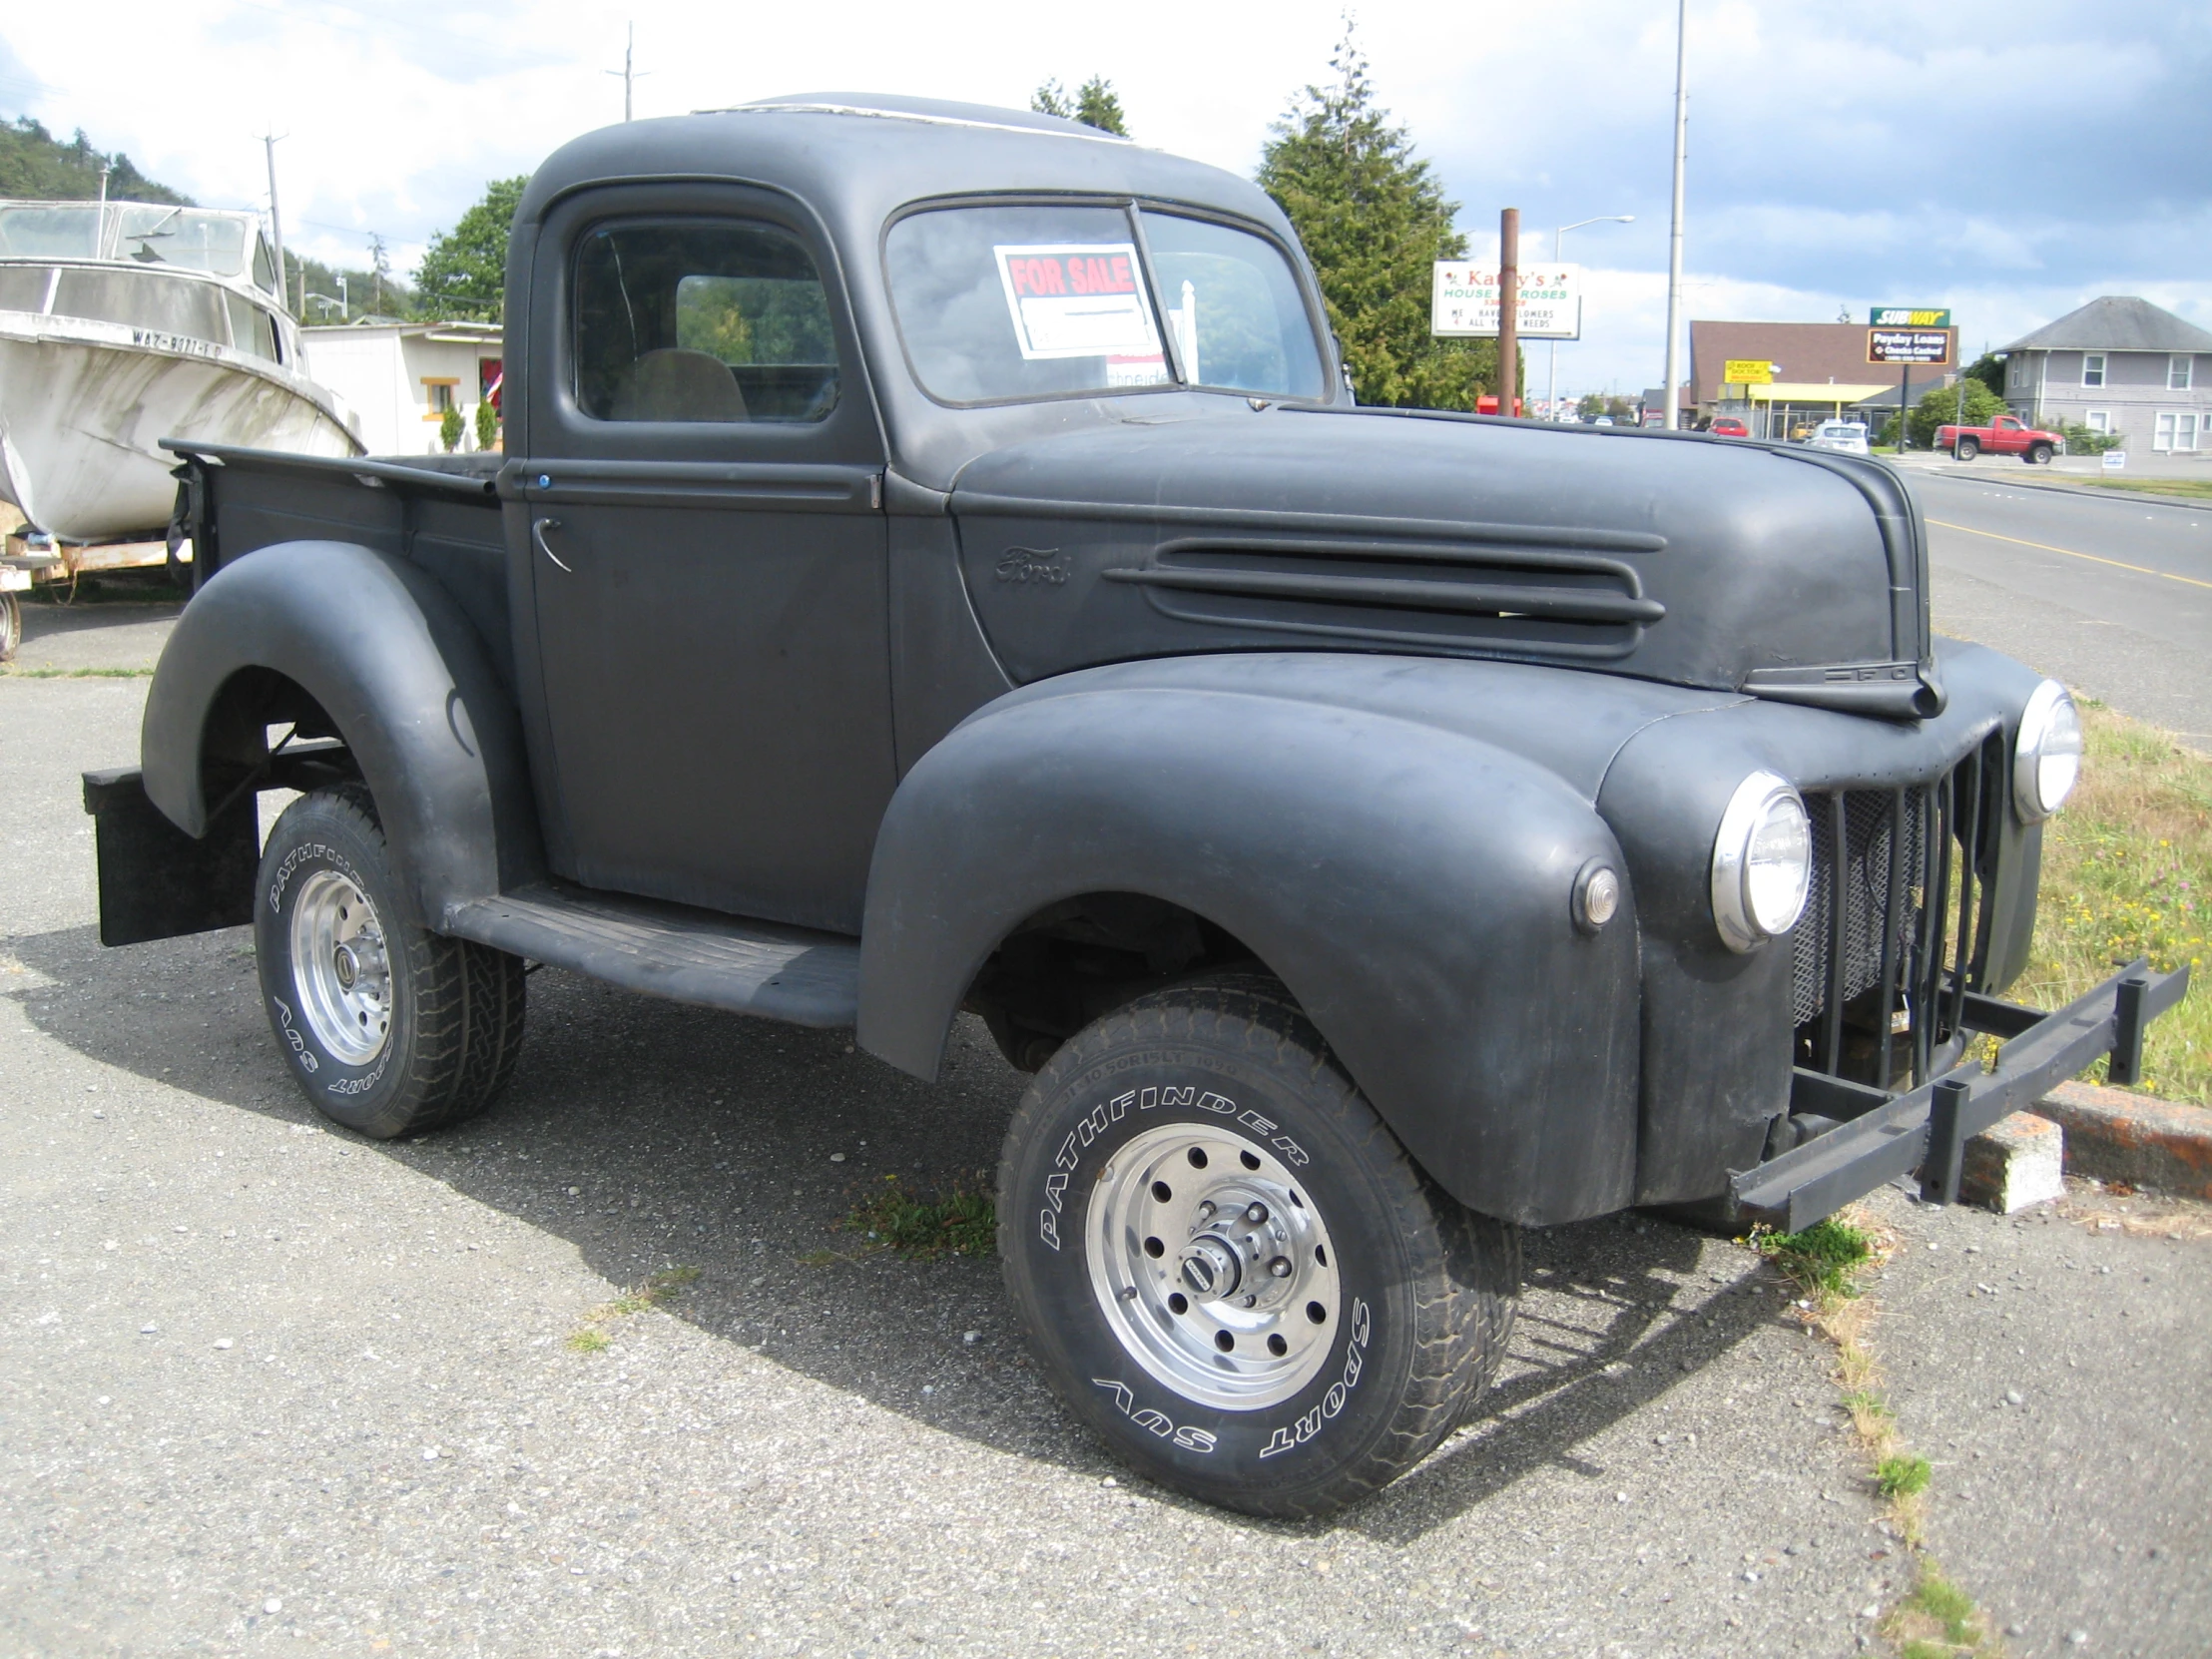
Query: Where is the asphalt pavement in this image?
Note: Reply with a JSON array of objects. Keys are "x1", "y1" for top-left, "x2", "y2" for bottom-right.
[
  {"x1": 1905, "y1": 463, "x2": 2212, "y2": 752},
  {"x1": 4, "y1": 603, "x2": 2208, "y2": 1659}
]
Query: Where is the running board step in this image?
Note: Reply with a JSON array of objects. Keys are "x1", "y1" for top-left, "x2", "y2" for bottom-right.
[{"x1": 445, "y1": 881, "x2": 859, "y2": 1027}]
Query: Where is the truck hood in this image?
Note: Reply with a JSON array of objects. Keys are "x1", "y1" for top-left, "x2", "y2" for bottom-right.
[{"x1": 946, "y1": 405, "x2": 1940, "y2": 718}]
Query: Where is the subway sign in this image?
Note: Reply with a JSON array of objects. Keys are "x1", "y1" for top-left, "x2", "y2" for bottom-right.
[{"x1": 1869, "y1": 306, "x2": 1952, "y2": 327}]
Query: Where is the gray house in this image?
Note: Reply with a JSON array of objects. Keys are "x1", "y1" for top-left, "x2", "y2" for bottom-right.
[{"x1": 2001, "y1": 295, "x2": 2212, "y2": 456}]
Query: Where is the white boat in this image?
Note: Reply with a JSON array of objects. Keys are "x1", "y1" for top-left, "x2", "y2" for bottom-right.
[{"x1": 0, "y1": 200, "x2": 362, "y2": 541}]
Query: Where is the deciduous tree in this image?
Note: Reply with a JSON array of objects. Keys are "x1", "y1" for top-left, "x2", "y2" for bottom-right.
[{"x1": 415, "y1": 176, "x2": 528, "y2": 322}]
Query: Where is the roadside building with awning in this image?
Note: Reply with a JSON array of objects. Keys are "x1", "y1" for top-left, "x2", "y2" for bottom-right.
[{"x1": 1689, "y1": 319, "x2": 1957, "y2": 438}]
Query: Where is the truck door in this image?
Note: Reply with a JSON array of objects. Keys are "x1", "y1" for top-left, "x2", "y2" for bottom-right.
[{"x1": 517, "y1": 186, "x2": 892, "y2": 935}]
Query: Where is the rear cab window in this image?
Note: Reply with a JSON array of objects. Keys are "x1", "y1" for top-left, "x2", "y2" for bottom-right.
[{"x1": 574, "y1": 221, "x2": 839, "y2": 423}]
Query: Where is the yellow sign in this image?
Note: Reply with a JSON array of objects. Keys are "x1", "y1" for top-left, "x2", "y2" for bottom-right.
[{"x1": 1723, "y1": 358, "x2": 1775, "y2": 385}]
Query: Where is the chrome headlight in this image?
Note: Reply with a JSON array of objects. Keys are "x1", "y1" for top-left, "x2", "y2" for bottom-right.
[
  {"x1": 2012, "y1": 679, "x2": 2082, "y2": 823},
  {"x1": 1711, "y1": 771, "x2": 1812, "y2": 952}
]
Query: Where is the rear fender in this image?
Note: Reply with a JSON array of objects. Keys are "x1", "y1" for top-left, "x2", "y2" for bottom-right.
[
  {"x1": 141, "y1": 540, "x2": 543, "y2": 928},
  {"x1": 855, "y1": 681, "x2": 1641, "y2": 1225}
]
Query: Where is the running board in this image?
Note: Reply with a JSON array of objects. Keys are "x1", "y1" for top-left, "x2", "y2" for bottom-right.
[{"x1": 445, "y1": 881, "x2": 859, "y2": 1028}]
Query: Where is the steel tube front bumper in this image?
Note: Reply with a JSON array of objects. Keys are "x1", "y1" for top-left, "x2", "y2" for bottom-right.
[{"x1": 1731, "y1": 958, "x2": 2192, "y2": 1233}]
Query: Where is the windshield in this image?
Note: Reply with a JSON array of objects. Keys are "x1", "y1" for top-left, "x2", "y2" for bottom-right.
[
  {"x1": 117, "y1": 207, "x2": 249, "y2": 276},
  {"x1": 884, "y1": 202, "x2": 1326, "y2": 405},
  {"x1": 0, "y1": 204, "x2": 100, "y2": 258}
]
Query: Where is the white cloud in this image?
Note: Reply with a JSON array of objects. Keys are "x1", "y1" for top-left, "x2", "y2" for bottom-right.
[{"x1": 5, "y1": 0, "x2": 2202, "y2": 396}]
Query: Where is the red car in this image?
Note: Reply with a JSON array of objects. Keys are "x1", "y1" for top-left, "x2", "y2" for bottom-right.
[{"x1": 1708, "y1": 416, "x2": 1751, "y2": 437}]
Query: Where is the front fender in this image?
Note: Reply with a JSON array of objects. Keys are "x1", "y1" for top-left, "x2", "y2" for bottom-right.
[
  {"x1": 856, "y1": 676, "x2": 1642, "y2": 1225},
  {"x1": 141, "y1": 540, "x2": 543, "y2": 928}
]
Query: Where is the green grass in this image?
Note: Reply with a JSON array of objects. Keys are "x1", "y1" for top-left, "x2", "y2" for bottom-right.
[
  {"x1": 1756, "y1": 1216, "x2": 1874, "y2": 1303},
  {"x1": 0, "y1": 666, "x2": 156, "y2": 678},
  {"x1": 1878, "y1": 1453, "x2": 1933, "y2": 1498},
  {"x1": 2064, "y1": 475, "x2": 2212, "y2": 500},
  {"x1": 565, "y1": 1266, "x2": 700, "y2": 1353},
  {"x1": 2017, "y1": 703, "x2": 2210, "y2": 1104},
  {"x1": 1890, "y1": 1561, "x2": 1996, "y2": 1657},
  {"x1": 838, "y1": 1174, "x2": 996, "y2": 1260}
]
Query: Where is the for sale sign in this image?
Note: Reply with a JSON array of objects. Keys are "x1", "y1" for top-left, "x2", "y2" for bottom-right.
[
  {"x1": 1430, "y1": 263, "x2": 1582, "y2": 339},
  {"x1": 994, "y1": 244, "x2": 1163, "y2": 361},
  {"x1": 1868, "y1": 328, "x2": 1953, "y2": 365}
]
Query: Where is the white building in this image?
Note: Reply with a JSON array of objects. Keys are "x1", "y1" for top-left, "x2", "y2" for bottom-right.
[
  {"x1": 299, "y1": 320, "x2": 503, "y2": 457},
  {"x1": 2002, "y1": 296, "x2": 2211, "y2": 456}
]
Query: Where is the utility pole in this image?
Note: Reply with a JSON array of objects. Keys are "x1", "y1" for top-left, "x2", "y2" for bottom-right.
[
  {"x1": 605, "y1": 24, "x2": 650, "y2": 122},
  {"x1": 1661, "y1": 0, "x2": 1688, "y2": 430},
  {"x1": 1497, "y1": 208, "x2": 1518, "y2": 418},
  {"x1": 262, "y1": 130, "x2": 291, "y2": 317}
]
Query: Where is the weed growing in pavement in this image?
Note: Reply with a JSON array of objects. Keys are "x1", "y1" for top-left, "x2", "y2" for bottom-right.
[
  {"x1": 1761, "y1": 1215, "x2": 1873, "y2": 1301},
  {"x1": 2015, "y1": 702, "x2": 2210, "y2": 1105},
  {"x1": 837, "y1": 1174, "x2": 995, "y2": 1260},
  {"x1": 1877, "y1": 1453, "x2": 1933, "y2": 1499},
  {"x1": 564, "y1": 1266, "x2": 700, "y2": 1353},
  {"x1": 1887, "y1": 1560, "x2": 1998, "y2": 1658},
  {"x1": 0, "y1": 666, "x2": 157, "y2": 678},
  {"x1": 1756, "y1": 1209, "x2": 2006, "y2": 1652}
]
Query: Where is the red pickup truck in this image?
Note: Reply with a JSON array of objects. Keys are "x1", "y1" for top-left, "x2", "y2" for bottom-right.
[{"x1": 1936, "y1": 413, "x2": 2061, "y2": 464}]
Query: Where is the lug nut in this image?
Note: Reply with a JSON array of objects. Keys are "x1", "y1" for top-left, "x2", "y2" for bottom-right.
[
  {"x1": 1269, "y1": 1257, "x2": 1293, "y2": 1279},
  {"x1": 1245, "y1": 1202, "x2": 1269, "y2": 1225},
  {"x1": 1196, "y1": 1201, "x2": 1216, "y2": 1221}
]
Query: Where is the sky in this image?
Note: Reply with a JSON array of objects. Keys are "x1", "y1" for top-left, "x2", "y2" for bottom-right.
[{"x1": 4, "y1": 0, "x2": 2206, "y2": 398}]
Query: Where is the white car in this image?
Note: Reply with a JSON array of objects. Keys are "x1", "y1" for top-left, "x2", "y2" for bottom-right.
[{"x1": 1807, "y1": 419, "x2": 1871, "y2": 455}]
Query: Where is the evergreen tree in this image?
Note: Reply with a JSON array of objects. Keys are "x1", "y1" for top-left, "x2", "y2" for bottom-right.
[
  {"x1": 1256, "y1": 28, "x2": 1497, "y2": 410},
  {"x1": 1030, "y1": 76, "x2": 1128, "y2": 136},
  {"x1": 415, "y1": 176, "x2": 528, "y2": 322}
]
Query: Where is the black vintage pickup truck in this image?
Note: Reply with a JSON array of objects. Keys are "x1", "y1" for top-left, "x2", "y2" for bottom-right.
[{"x1": 87, "y1": 95, "x2": 2184, "y2": 1517}]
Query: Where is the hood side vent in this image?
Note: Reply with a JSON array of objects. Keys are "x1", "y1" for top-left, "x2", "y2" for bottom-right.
[{"x1": 1103, "y1": 537, "x2": 1664, "y2": 660}]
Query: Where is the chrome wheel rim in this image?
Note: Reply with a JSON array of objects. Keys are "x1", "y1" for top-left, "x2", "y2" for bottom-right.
[
  {"x1": 1085, "y1": 1121, "x2": 1343, "y2": 1409},
  {"x1": 288, "y1": 868, "x2": 392, "y2": 1066}
]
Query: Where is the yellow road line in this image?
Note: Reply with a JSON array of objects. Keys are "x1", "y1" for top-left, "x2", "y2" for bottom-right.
[{"x1": 1925, "y1": 518, "x2": 2212, "y2": 592}]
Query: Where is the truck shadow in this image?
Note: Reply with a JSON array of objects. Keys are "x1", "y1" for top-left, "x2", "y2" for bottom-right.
[{"x1": 7, "y1": 919, "x2": 1791, "y2": 1543}]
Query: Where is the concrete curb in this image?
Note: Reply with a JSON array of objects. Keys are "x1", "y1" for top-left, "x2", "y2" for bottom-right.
[{"x1": 2035, "y1": 1080, "x2": 2212, "y2": 1200}]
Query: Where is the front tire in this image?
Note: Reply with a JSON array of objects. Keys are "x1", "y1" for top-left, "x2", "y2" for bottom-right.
[
  {"x1": 257, "y1": 784, "x2": 526, "y2": 1138},
  {"x1": 998, "y1": 977, "x2": 1517, "y2": 1518}
]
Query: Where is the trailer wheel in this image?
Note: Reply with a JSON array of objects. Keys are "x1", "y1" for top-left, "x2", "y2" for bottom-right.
[
  {"x1": 998, "y1": 976, "x2": 1517, "y2": 1518},
  {"x1": 2024, "y1": 442, "x2": 2053, "y2": 465},
  {"x1": 1953, "y1": 437, "x2": 1979, "y2": 460},
  {"x1": 0, "y1": 593, "x2": 19, "y2": 663},
  {"x1": 256, "y1": 784, "x2": 526, "y2": 1138}
]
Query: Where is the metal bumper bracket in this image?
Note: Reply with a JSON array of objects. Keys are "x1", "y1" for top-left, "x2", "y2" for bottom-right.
[{"x1": 1731, "y1": 957, "x2": 2191, "y2": 1232}]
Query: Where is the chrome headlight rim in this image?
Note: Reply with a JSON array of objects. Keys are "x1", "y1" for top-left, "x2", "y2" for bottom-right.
[
  {"x1": 2012, "y1": 678, "x2": 2082, "y2": 824},
  {"x1": 1711, "y1": 770, "x2": 1813, "y2": 953}
]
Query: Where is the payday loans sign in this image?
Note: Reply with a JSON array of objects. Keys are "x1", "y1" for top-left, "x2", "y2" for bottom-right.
[{"x1": 1431, "y1": 263, "x2": 1582, "y2": 339}]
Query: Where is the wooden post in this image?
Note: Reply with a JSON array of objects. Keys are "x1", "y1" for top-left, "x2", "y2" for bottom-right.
[{"x1": 1497, "y1": 208, "x2": 1519, "y2": 416}]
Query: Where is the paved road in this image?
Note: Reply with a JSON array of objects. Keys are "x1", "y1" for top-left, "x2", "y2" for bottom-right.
[
  {"x1": 1907, "y1": 466, "x2": 2212, "y2": 752},
  {"x1": 5, "y1": 612, "x2": 2208, "y2": 1659}
]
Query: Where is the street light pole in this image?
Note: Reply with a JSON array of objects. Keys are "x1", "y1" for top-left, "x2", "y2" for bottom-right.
[
  {"x1": 1661, "y1": 0, "x2": 1689, "y2": 429},
  {"x1": 1548, "y1": 215, "x2": 1633, "y2": 421}
]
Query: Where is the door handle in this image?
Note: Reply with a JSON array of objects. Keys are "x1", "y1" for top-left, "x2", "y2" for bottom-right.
[{"x1": 531, "y1": 516, "x2": 572, "y2": 573}]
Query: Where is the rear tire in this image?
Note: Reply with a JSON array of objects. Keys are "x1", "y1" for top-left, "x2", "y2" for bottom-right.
[
  {"x1": 1953, "y1": 437, "x2": 1979, "y2": 460},
  {"x1": 256, "y1": 784, "x2": 526, "y2": 1138},
  {"x1": 2025, "y1": 442, "x2": 2053, "y2": 465},
  {"x1": 0, "y1": 592, "x2": 19, "y2": 662},
  {"x1": 998, "y1": 976, "x2": 1517, "y2": 1518}
]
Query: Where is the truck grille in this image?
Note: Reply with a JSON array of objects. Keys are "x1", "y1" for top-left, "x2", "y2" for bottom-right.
[{"x1": 1792, "y1": 736, "x2": 2003, "y2": 1090}]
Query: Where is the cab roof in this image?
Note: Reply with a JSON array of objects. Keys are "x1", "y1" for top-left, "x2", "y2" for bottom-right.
[{"x1": 515, "y1": 95, "x2": 1297, "y2": 250}]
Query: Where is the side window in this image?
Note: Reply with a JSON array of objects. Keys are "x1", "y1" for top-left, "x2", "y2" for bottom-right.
[{"x1": 574, "y1": 220, "x2": 838, "y2": 423}]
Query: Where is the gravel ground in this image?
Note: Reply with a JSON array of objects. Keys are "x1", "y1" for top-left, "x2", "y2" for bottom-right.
[{"x1": 3, "y1": 614, "x2": 2205, "y2": 1657}]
